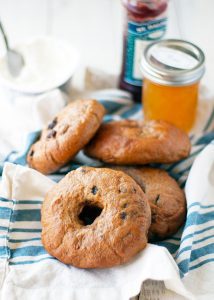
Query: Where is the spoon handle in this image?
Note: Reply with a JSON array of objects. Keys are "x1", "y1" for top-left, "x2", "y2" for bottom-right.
[{"x1": 0, "y1": 21, "x2": 9, "y2": 51}]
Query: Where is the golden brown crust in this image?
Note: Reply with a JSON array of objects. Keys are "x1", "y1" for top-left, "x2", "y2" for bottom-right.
[
  {"x1": 41, "y1": 167, "x2": 151, "y2": 268},
  {"x1": 27, "y1": 99, "x2": 105, "y2": 174},
  {"x1": 84, "y1": 120, "x2": 191, "y2": 165},
  {"x1": 112, "y1": 166, "x2": 186, "y2": 241}
]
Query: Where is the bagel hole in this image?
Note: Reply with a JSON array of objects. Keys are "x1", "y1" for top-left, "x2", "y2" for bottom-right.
[{"x1": 78, "y1": 203, "x2": 103, "y2": 226}]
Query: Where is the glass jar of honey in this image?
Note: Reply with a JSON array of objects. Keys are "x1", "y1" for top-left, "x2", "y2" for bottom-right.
[{"x1": 141, "y1": 39, "x2": 205, "y2": 132}]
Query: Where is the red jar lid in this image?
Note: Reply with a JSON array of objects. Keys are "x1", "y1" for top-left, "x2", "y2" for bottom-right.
[{"x1": 123, "y1": 0, "x2": 168, "y2": 18}]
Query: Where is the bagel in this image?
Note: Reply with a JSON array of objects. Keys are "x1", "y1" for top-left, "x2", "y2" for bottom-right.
[
  {"x1": 41, "y1": 166, "x2": 151, "y2": 268},
  {"x1": 27, "y1": 99, "x2": 105, "y2": 174},
  {"x1": 84, "y1": 119, "x2": 191, "y2": 165},
  {"x1": 112, "y1": 166, "x2": 186, "y2": 241}
]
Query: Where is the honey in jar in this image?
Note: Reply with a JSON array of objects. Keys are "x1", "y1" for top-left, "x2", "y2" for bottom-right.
[{"x1": 141, "y1": 39, "x2": 205, "y2": 132}]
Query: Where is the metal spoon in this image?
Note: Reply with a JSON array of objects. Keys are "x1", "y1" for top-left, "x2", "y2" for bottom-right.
[{"x1": 0, "y1": 21, "x2": 24, "y2": 77}]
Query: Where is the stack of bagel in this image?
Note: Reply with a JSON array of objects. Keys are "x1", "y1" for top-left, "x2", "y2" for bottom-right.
[{"x1": 27, "y1": 99, "x2": 191, "y2": 268}]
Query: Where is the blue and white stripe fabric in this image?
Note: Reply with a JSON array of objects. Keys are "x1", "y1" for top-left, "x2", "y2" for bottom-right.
[
  {"x1": 0, "y1": 163, "x2": 194, "y2": 300},
  {"x1": 0, "y1": 197, "x2": 51, "y2": 266},
  {"x1": 0, "y1": 89, "x2": 213, "y2": 299}
]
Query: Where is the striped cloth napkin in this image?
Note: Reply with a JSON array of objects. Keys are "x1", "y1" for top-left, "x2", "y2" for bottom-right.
[{"x1": 0, "y1": 88, "x2": 213, "y2": 299}]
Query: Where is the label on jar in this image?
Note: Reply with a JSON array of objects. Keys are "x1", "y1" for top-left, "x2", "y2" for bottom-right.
[{"x1": 124, "y1": 17, "x2": 167, "y2": 86}]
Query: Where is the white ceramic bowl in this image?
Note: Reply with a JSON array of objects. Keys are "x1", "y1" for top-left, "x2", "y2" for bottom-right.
[{"x1": 0, "y1": 36, "x2": 79, "y2": 95}]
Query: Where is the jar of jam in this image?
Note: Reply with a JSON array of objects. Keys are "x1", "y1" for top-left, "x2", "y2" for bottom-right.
[
  {"x1": 141, "y1": 39, "x2": 205, "y2": 132},
  {"x1": 119, "y1": 0, "x2": 168, "y2": 102}
]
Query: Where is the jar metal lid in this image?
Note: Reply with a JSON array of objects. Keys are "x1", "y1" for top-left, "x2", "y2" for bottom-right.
[{"x1": 141, "y1": 39, "x2": 205, "y2": 86}]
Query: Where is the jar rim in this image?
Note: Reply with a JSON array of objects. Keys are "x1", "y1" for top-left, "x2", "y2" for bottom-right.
[{"x1": 141, "y1": 39, "x2": 205, "y2": 86}]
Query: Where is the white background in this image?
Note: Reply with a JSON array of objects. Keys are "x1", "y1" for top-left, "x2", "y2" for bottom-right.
[{"x1": 0, "y1": 0, "x2": 213, "y2": 91}]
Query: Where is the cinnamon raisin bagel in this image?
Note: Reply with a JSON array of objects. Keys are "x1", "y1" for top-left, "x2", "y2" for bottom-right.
[
  {"x1": 84, "y1": 119, "x2": 191, "y2": 165},
  {"x1": 27, "y1": 99, "x2": 105, "y2": 174},
  {"x1": 41, "y1": 167, "x2": 151, "y2": 268},
  {"x1": 112, "y1": 166, "x2": 186, "y2": 241}
]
